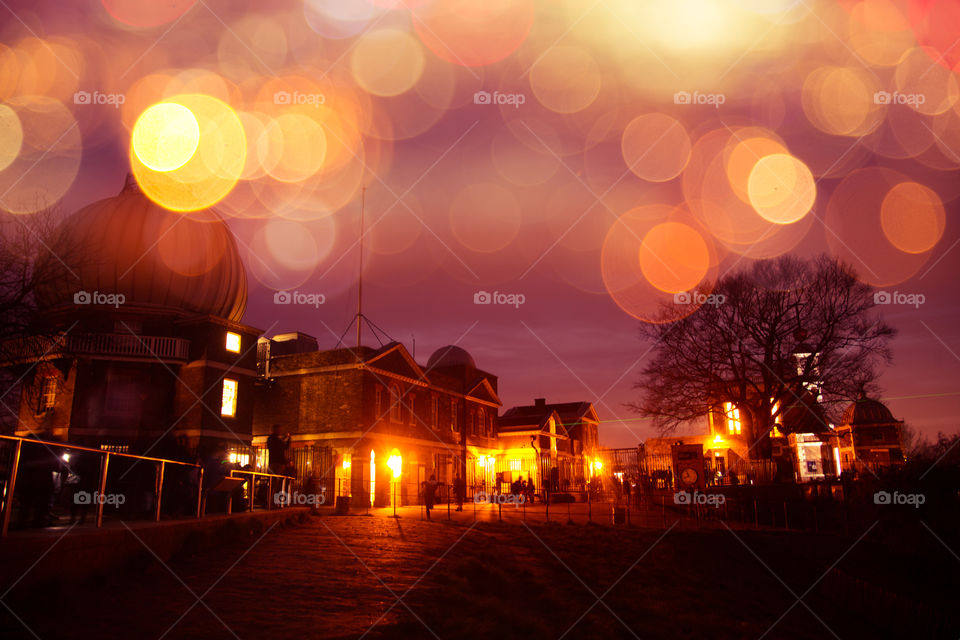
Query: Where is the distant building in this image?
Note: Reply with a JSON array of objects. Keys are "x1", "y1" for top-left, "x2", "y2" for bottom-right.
[
  {"x1": 498, "y1": 399, "x2": 600, "y2": 492},
  {"x1": 835, "y1": 392, "x2": 905, "y2": 473}
]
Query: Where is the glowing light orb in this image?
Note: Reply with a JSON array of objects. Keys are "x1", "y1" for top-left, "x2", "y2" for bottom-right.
[
  {"x1": 130, "y1": 94, "x2": 246, "y2": 213},
  {"x1": 131, "y1": 102, "x2": 200, "y2": 172},
  {"x1": 747, "y1": 154, "x2": 816, "y2": 224},
  {"x1": 412, "y1": 0, "x2": 535, "y2": 67},
  {"x1": 639, "y1": 222, "x2": 710, "y2": 294},
  {"x1": 350, "y1": 28, "x2": 425, "y2": 97},
  {"x1": 621, "y1": 113, "x2": 691, "y2": 182},
  {"x1": 0, "y1": 103, "x2": 23, "y2": 172},
  {"x1": 880, "y1": 181, "x2": 945, "y2": 254}
]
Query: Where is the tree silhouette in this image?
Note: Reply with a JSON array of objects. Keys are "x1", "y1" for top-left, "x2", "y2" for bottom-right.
[{"x1": 630, "y1": 255, "x2": 895, "y2": 459}]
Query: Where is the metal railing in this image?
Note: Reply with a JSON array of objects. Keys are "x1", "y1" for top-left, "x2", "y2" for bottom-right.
[
  {"x1": 0, "y1": 435, "x2": 295, "y2": 537},
  {"x1": 66, "y1": 333, "x2": 190, "y2": 360},
  {"x1": 1, "y1": 333, "x2": 190, "y2": 363}
]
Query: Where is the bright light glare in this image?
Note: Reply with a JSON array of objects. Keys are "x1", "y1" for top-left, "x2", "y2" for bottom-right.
[{"x1": 132, "y1": 102, "x2": 200, "y2": 172}]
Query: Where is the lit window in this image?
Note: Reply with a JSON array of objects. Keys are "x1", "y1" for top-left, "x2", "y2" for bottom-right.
[
  {"x1": 724, "y1": 402, "x2": 741, "y2": 435},
  {"x1": 225, "y1": 331, "x2": 241, "y2": 353},
  {"x1": 37, "y1": 376, "x2": 56, "y2": 413},
  {"x1": 510, "y1": 459, "x2": 521, "y2": 472},
  {"x1": 221, "y1": 378, "x2": 238, "y2": 417}
]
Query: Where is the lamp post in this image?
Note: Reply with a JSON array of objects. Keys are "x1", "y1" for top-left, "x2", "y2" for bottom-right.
[{"x1": 387, "y1": 449, "x2": 402, "y2": 518}]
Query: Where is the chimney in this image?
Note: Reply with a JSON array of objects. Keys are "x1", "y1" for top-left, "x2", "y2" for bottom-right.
[{"x1": 534, "y1": 398, "x2": 546, "y2": 408}]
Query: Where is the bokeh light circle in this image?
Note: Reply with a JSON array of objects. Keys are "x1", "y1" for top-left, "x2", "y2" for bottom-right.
[
  {"x1": 621, "y1": 113, "x2": 691, "y2": 182},
  {"x1": 880, "y1": 181, "x2": 945, "y2": 254},
  {"x1": 130, "y1": 94, "x2": 246, "y2": 213},
  {"x1": 131, "y1": 102, "x2": 200, "y2": 172},
  {"x1": 747, "y1": 153, "x2": 816, "y2": 224},
  {"x1": 0, "y1": 103, "x2": 23, "y2": 172},
  {"x1": 639, "y1": 221, "x2": 710, "y2": 293},
  {"x1": 350, "y1": 28, "x2": 425, "y2": 97}
]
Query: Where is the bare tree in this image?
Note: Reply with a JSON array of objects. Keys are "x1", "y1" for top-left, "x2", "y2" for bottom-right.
[{"x1": 630, "y1": 255, "x2": 895, "y2": 459}]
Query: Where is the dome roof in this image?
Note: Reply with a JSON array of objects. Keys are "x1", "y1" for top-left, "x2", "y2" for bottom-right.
[
  {"x1": 841, "y1": 394, "x2": 896, "y2": 426},
  {"x1": 427, "y1": 345, "x2": 476, "y2": 369},
  {"x1": 35, "y1": 178, "x2": 247, "y2": 321}
]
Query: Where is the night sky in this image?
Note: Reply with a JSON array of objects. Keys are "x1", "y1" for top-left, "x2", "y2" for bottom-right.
[{"x1": 2, "y1": 0, "x2": 959, "y2": 447}]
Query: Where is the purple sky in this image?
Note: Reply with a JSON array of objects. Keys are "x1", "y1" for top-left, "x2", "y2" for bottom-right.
[{"x1": 5, "y1": 0, "x2": 960, "y2": 447}]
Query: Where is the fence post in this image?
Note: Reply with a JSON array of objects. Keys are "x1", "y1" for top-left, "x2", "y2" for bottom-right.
[
  {"x1": 154, "y1": 461, "x2": 165, "y2": 522},
  {"x1": 96, "y1": 453, "x2": 110, "y2": 528},
  {"x1": 1, "y1": 439, "x2": 23, "y2": 537},
  {"x1": 197, "y1": 467, "x2": 204, "y2": 518},
  {"x1": 267, "y1": 477, "x2": 273, "y2": 510}
]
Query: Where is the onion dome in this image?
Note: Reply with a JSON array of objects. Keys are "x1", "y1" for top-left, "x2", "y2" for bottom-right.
[{"x1": 35, "y1": 176, "x2": 246, "y2": 321}]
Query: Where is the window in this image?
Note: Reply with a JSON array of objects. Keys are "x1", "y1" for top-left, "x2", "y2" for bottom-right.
[
  {"x1": 431, "y1": 395, "x2": 439, "y2": 430},
  {"x1": 375, "y1": 386, "x2": 383, "y2": 418},
  {"x1": 510, "y1": 459, "x2": 521, "y2": 472},
  {"x1": 37, "y1": 376, "x2": 56, "y2": 413},
  {"x1": 723, "y1": 402, "x2": 741, "y2": 435},
  {"x1": 390, "y1": 385, "x2": 402, "y2": 422},
  {"x1": 451, "y1": 400, "x2": 459, "y2": 432},
  {"x1": 225, "y1": 331, "x2": 241, "y2": 353},
  {"x1": 221, "y1": 378, "x2": 238, "y2": 417},
  {"x1": 407, "y1": 393, "x2": 416, "y2": 425}
]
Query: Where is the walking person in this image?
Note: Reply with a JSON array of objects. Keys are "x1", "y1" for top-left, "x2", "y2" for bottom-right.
[
  {"x1": 453, "y1": 474, "x2": 465, "y2": 512},
  {"x1": 422, "y1": 474, "x2": 438, "y2": 520}
]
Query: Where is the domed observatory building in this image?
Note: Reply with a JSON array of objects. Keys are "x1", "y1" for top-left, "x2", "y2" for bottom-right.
[
  {"x1": 835, "y1": 392, "x2": 905, "y2": 473},
  {"x1": 10, "y1": 177, "x2": 261, "y2": 457}
]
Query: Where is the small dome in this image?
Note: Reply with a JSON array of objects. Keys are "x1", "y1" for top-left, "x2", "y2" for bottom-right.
[
  {"x1": 841, "y1": 394, "x2": 896, "y2": 426},
  {"x1": 35, "y1": 177, "x2": 247, "y2": 321},
  {"x1": 427, "y1": 345, "x2": 476, "y2": 369}
]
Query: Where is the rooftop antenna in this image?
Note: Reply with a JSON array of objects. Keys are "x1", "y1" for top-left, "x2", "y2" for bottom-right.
[
  {"x1": 357, "y1": 185, "x2": 365, "y2": 350},
  {"x1": 334, "y1": 184, "x2": 395, "y2": 353}
]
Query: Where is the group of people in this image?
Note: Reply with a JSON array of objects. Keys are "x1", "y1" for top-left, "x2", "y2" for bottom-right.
[{"x1": 509, "y1": 476, "x2": 536, "y2": 503}]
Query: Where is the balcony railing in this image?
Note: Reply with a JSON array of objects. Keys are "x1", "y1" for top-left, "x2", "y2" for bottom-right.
[{"x1": 65, "y1": 333, "x2": 190, "y2": 361}]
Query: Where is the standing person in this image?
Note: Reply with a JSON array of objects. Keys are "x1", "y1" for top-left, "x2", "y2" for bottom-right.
[
  {"x1": 266, "y1": 424, "x2": 291, "y2": 475},
  {"x1": 527, "y1": 476, "x2": 536, "y2": 504},
  {"x1": 623, "y1": 475, "x2": 632, "y2": 508},
  {"x1": 453, "y1": 474, "x2": 465, "y2": 512},
  {"x1": 422, "y1": 474, "x2": 438, "y2": 520}
]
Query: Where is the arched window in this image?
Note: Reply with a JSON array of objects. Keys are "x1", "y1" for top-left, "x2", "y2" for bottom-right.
[{"x1": 390, "y1": 384, "x2": 402, "y2": 422}]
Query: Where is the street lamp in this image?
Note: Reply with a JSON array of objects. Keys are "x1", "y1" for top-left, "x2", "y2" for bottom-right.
[{"x1": 387, "y1": 449, "x2": 402, "y2": 518}]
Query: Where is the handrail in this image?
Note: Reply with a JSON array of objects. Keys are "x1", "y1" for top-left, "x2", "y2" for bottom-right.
[
  {"x1": 0, "y1": 435, "x2": 303, "y2": 536},
  {"x1": 0, "y1": 434, "x2": 199, "y2": 467},
  {"x1": 228, "y1": 469, "x2": 296, "y2": 513}
]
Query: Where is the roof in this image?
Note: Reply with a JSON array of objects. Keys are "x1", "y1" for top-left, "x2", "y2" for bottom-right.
[
  {"x1": 35, "y1": 177, "x2": 247, "y2": 322},
  {"x1": 841, "y1": 393, "x2": 898, "y2": 426}
]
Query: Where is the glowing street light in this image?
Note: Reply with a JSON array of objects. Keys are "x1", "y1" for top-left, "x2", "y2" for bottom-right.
[{"x1": 387, "y1": 449, "x2": 402, "y2": 517}]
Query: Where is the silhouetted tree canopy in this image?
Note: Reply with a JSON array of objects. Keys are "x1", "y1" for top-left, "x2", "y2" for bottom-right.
[{"x1": 630, "y1": 255, "x2": 895, "y2": 458}]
